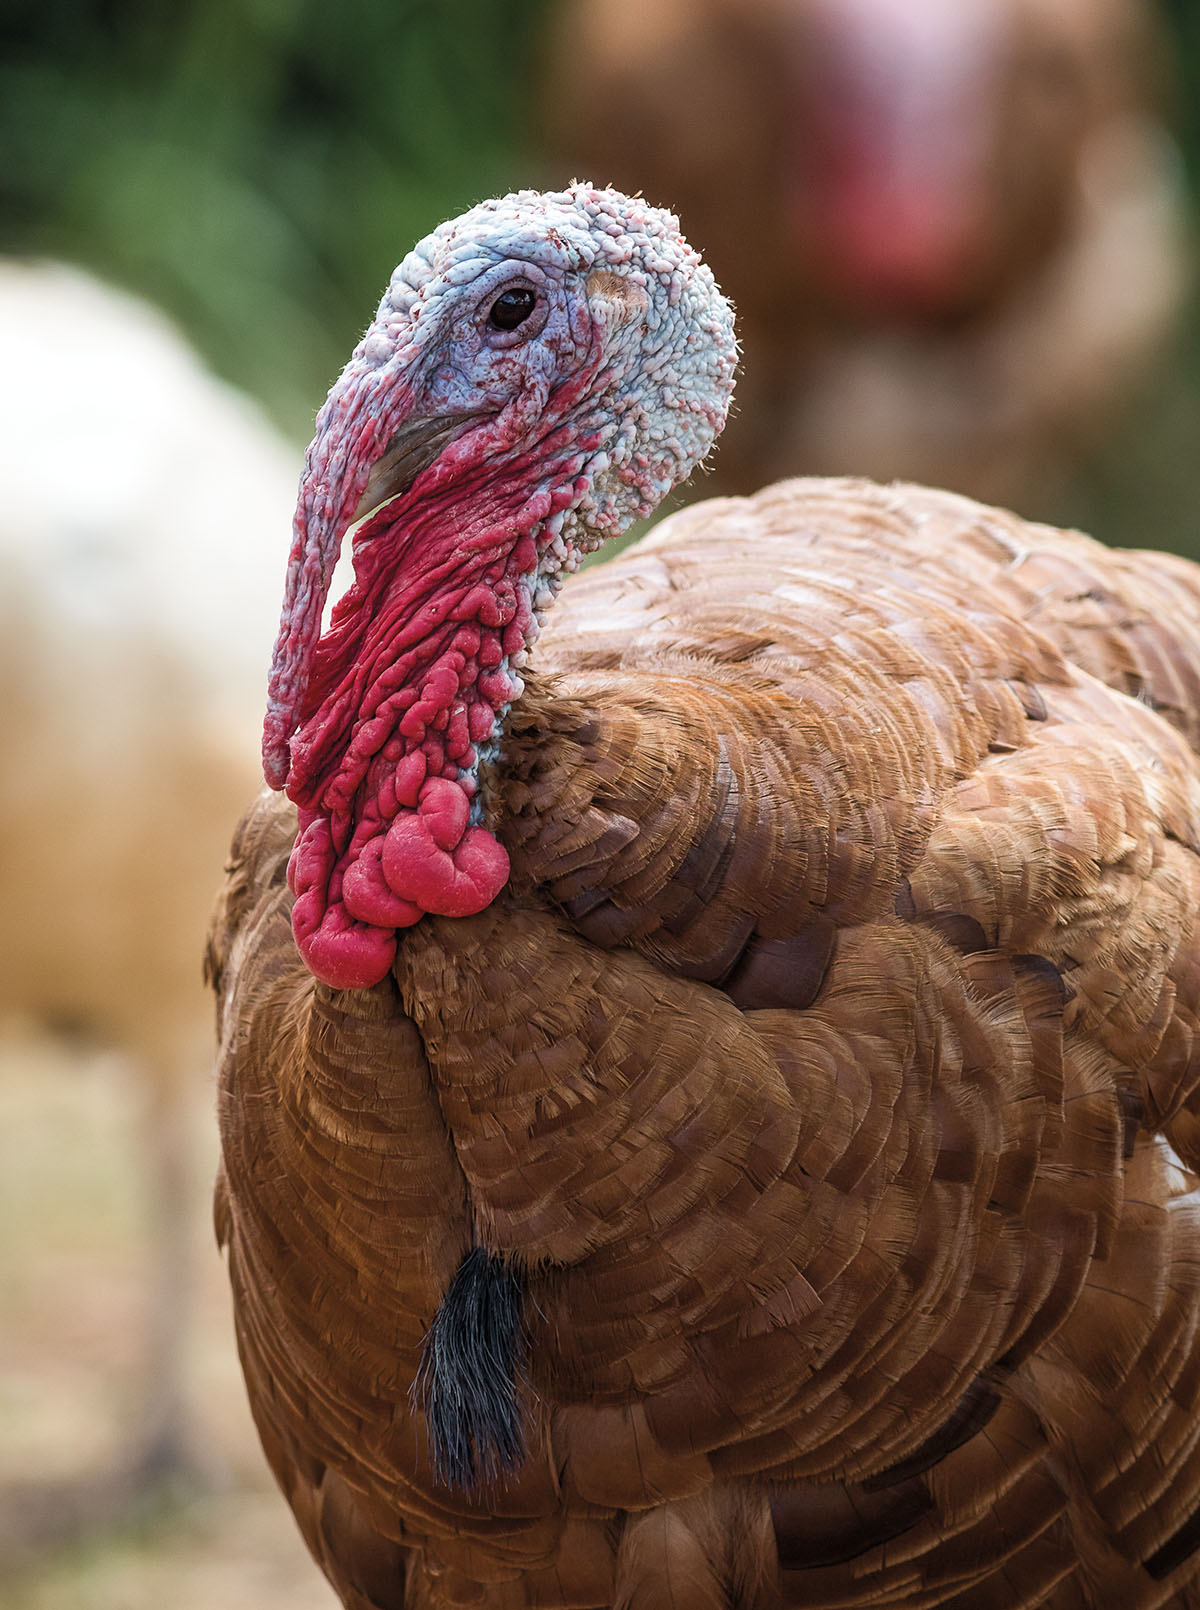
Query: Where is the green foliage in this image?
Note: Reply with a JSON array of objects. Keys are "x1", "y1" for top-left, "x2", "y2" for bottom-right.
[
  {"x1": 1163, "y1": 0, "x2": 1200, "y2": 173},
  {"x1": 0, "y1": 0, "x2": 545, "y2": 436},
  {"x1": 1045, "y1": 2, "x2": 1200, "y2": 560}
]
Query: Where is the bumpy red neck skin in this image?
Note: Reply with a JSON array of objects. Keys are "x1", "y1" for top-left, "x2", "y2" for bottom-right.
[{"x1": 285, "y1": 442, "x2": 591, "y2": 990}]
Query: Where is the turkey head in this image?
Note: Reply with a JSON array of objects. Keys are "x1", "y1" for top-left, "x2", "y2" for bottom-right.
[{"x1": 261, "y1": 185, "x2": 738, "y2": 989}]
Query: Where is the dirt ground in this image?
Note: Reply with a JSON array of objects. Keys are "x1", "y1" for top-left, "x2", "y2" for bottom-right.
[
  {"x1": 0, "y1": 1489, "x2": 338, "y2": 1610},
  {"x1": 0, "y1": 1030, "x2": 338, "y2": 1609}
]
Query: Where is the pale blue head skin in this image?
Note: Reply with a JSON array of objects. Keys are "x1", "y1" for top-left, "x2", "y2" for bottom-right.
[
  {"x1": 265, "y1": 182, "x2": 739, "y2": 788},
  {"x1": 362, "y1": 184, "x2": 739, "y2": 529}
]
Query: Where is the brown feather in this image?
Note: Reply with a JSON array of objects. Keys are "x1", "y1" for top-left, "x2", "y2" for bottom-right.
[{"x1": 217, "y1": 477, "x2": 1200, "y2": 1605}]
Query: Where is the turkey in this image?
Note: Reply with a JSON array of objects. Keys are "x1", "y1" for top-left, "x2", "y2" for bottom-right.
[
  {"x1": 544, "y1": 0, "x2": 1185, "y2": 509},
  {"x1": 0, "y1": 260, "x2": 298, "y2": 1537},
  {"x1": 212, "y1": 185, "x2": 1200, "y2": 1608}
]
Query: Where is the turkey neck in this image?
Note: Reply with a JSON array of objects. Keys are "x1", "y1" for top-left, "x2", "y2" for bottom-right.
[
  {"x1": 284, "y1": 436, "x2": 593, "y2": 991},
  {"x1": 286, "y1": 455, "x2": 586, "y2": 816}
]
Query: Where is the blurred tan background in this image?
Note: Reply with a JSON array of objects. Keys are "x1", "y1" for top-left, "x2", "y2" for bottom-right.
[{"x1": 2, "y1": 0, "x2": 1200, "y2": 1604}]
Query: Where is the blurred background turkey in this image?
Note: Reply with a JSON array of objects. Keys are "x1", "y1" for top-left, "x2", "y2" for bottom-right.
[
  {"x1": 1, "y1": 0, "x2": 1199, "y2": 1606},
  {"x1": 545, "y1": 0, "x2": 1187, "y2": 512}
]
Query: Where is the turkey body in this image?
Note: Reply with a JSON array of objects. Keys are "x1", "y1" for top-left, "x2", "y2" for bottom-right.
[
  {"x1": 545, "y1": 0, "x2": 1185, "y2": 508},
  {"x1": 213, "y1": 476, "x2": 1200, "y2": 1608}
]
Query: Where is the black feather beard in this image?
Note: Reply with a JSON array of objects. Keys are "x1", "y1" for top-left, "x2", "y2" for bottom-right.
[{"x1": 412, "y1": 1247, "x2": 527, "y2": 1492}]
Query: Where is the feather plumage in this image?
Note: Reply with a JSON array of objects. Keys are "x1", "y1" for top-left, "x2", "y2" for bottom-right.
[{"x1": 216, "y1": 470, "x2": 1200, "y2": 1607}]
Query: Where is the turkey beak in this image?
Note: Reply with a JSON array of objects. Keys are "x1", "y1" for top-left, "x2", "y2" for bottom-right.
[
  {"x1": 351, "y1": 412, "x2": 482, "y2": 525},
  {"x1": 263, "y1": 387, "x2": 479, "y2": 792}
]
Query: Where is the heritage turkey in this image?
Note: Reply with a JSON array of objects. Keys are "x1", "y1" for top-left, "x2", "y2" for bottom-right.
[
  {"x1": 544, "y1": 0, "x2": 1185, "y2": 509},
  {"x1": 212, "y1": 186, "x2": 1200, "y2": 1607}
]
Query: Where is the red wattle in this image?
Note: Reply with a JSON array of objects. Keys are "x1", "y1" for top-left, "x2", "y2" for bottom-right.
[
  {"x1": 274, "y1": 437, "x2": 597, "y2": 987},
  {"x1": 381, "y1": 815, "x2": 510, "y2": 919},
  {"x1": 288, "y1": 775, "x2": 510, "y2": 981},
  {"x1": 340, "y1": 838, "x2": 425, "y2": 927},
  {"x1": 290, "y1": 802, "x2": 510, "y2": 987},
  {"x1": 292, "y1": 893, "x2": 399, "y2": 991},
  {"x1": 413, "y1": 777, "x2": 470, "y2": 851}
]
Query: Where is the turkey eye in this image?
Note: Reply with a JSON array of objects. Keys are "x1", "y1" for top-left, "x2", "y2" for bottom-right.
[{"x1": 488, "y1": 287, "x2": 537, "y2": 331}]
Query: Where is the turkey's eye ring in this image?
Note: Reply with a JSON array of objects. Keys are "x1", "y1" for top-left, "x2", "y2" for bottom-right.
[{"x1": 488, "y1": 287, "x2": 538, "y2": 332}]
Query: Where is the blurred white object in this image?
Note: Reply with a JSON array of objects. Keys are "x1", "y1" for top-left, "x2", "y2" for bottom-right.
[{"x1": 0, "y1": 260, "x2": 299, "y2": 1515}]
